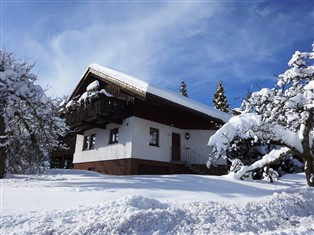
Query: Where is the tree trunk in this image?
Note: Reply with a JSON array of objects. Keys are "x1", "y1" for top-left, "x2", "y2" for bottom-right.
[
  {"x1": 301, "y1": 114, "x2": 314, "y2": 187},
  {"x1": 0, "y1": 114, "x2": 7, "y2": 178},
  {"x1": 304, "y1": 157, "x2": 314, "y2": 187}
]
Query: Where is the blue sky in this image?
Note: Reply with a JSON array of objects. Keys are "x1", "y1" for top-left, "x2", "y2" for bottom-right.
[{"x1": 1, "y1": 0, "x2": 313, "y2": 109}]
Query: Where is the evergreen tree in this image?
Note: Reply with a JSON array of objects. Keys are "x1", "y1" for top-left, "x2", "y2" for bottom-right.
[
  {"x1": 213, "y1": 81, "x2": 230, "y2": 113},
  {"x1": 179, "y1": 79, "x2": 188, "y2": 97}
]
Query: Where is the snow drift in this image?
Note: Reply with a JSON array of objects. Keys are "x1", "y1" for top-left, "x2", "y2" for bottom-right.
[{"x1": 1, "y1": 170, "x2": 314, "y2": 234}]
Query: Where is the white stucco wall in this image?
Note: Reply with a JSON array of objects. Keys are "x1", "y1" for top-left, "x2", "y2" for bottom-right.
[
  {"x1": 73, "y1": 121, "x2": 133, "y2": 163},
  {"x1": 182, "y1": 129, "x2": 226, "y2": 165},
  {"x1": 130, "y1": 117, "x2": 226, "y2": 165},
  {"x1": 73, "y1": 116, "x2": 226, "y2": 166},
  {"x1": 130, "y1": 117, "x2": 173, "y2": 162}
]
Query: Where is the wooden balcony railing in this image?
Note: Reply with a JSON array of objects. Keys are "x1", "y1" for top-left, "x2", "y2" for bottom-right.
[{"x1": 65, "y1": 95, "x2": 127, "y2": 131}]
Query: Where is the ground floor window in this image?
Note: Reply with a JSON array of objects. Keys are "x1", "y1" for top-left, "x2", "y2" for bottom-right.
[
  {"x1": 149, "y1": 128, "x2": 159, "y2": 147},
  {"x1": 90, "y1": 134, "x2": 96, "y2": 149},
  {"x1": 109, "y1": 128, "x2": 119, "y2": 144},
  {"x1": 83, "y1": 134, "x2": 96, "y2": 150}
]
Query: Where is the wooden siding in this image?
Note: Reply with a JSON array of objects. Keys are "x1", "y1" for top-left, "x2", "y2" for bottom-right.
[
  {"x1": 70, "y1": 73, "x2": 137, "y2": 104},
  {"x1": 65, "y1": 72, "x2": 223, "y2": 132},
  {"x1": 133, "y1": 96, "x2": 221, "y2": 130}
]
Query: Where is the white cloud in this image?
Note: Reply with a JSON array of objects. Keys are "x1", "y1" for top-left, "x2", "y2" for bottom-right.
[
  {"x1": 27, "y1": 2, "x2": 220, "y2": 97},
  {"x1": 3, "y1": 1, "x2": 312, "y2": 108}
]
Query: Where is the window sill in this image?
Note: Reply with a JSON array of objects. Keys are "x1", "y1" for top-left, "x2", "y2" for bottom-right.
[
  {"x1": 149, "y1": 144, "x2": 160, "y2": 147},
  {"x1": 82, "y1": 148, "x2": 96, "y2": 151}
]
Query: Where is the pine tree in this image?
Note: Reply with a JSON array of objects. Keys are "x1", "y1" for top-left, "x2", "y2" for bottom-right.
[
  {"x1": 179, "y1": 79, "x2": 188, "y2": 97},
  {"x1": 213, "y1": 81, "x2": 230, "y2": 113}
]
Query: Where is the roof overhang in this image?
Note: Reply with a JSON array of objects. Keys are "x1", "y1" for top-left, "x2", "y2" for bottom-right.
[{"x1": 68, "y1": 64, "x2": 231, "y2": 124}]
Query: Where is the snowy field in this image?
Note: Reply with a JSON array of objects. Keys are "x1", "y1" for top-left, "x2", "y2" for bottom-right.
[{"x1": 1, "y1": 169, "x2": 314, "y2": 235}]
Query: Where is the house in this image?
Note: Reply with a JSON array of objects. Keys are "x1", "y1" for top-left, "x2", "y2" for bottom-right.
[{"x1": 61, "y1": 64, "x2": 231, "y2": 175}]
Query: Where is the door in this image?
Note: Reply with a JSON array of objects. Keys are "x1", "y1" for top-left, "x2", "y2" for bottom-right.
[{"x1": 171, "y1": 133, "x2": 181, "y2": 161}]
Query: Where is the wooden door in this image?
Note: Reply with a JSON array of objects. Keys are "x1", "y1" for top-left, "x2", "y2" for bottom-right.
[{"x1": 171, "y1": 133, "x2": 181, "y2": 161}]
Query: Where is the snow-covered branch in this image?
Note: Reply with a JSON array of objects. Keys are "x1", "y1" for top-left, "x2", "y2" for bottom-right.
[
  {"x1": 233, "y1": 147, "x2": 291, "y2": 179},
  {"x1": 208, "y1": 44, "x2": 314, "y2": 186}
]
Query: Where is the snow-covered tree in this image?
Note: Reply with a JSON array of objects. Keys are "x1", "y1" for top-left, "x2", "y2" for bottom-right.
[
  {"x1": 207, "y1": 45, "x2": 314, "y2": 187},
  {"x1": 179, "y1": 79, "x2": 188, "y2": 97},
  {"x1": 0, "y1": 51, "x2": 68, "y2": 178},
  {"x1": 213, "y1": 81, "x2": 230, "y2": 113}
]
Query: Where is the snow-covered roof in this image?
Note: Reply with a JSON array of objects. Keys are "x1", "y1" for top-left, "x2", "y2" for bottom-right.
[{"x1": 86, "y1": 64, "x2": 231, "y2": 123}]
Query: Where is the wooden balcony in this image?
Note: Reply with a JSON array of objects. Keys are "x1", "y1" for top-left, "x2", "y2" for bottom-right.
[{"x1": 65, "y1": 95, "x2": 128, "y2": 133}]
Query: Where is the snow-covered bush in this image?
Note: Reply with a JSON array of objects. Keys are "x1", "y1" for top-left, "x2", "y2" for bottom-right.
[
  {"x1": 0, "y1": 51, "x2": 68, "y2": 177},
  {"x1": 207, "y1": 44, "x2": 314, "y2": 187},
  {"x1": 272, "y1": 153, "x2": 304, "y2": 176},
  {"x1": 227, "y1": 138, "x2": 303, "y2": 180}
]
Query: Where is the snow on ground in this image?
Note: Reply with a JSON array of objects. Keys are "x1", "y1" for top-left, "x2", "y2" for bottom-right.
[{"x1": 1, "y1": 169, "x2": 314, "y2": 234}]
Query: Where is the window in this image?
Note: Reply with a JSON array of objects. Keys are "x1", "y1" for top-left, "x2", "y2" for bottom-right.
[
  {"x1": 83, "y1": 134, "x2": 96, "y2": 150},
  {"x1": 83, "y1": 135, "x2": 90, "y2": 150},
  {"x1": 149, "y1": 128, "x2": 159, "y2": 147},
  {"x1": 90, "y1": 134, "x2": 96, "y2": 149},
  {"x1": 109, "y1": 128, "x2": 119, "y2": 144}
]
